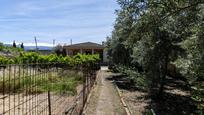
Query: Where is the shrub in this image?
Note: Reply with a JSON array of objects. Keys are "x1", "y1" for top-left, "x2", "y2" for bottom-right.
[
  {"x1": 111, "y1": 64, "x2": 148, "y2": 90},
  {"x1": 0, "y1": 56, "x2": 14, "y2": 64}
]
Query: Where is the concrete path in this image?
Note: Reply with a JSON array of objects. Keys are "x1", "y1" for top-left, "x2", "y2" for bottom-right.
[{"x1": 84, "y1": 67, "x2": 125, "y2": 115}]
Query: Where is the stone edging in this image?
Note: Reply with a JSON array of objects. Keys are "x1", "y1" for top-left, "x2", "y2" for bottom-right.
[{"x1": 113, "y1": 80, "x2": 132, "y2": 115}]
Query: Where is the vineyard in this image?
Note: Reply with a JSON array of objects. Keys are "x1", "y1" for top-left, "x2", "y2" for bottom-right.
[
  {"x1": 0, "y1": 44, "x2": 101, "y2": 115},
  {"x1": 0, "y1": 52, "x2": 100, "y2": 65},
  {"x1": 0, "y1": 62, "x2": 100, "y2": 115}
]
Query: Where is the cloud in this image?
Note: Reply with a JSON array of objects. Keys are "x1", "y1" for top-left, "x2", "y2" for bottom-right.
[
  {"x1": 15, "y1": 2, "x2": 44, "y2": 16},
  {"x1": 0, "y1": 0, "x2": 119, "y2": 45},
  {"x1": 9, "y1": 0, "x2": 101, "y2": 17}
]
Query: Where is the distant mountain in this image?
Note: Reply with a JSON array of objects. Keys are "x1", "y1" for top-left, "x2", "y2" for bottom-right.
[
  {"x1": 24, "y1": 46, "x2": 53, "y2": 51},
  {"x1": 4, "y1": 44, "x2": 53, "y2": 51}
]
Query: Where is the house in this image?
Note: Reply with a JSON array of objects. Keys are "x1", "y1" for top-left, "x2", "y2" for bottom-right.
[{"x1": 63, "y1": 42, "x2": 107, "y2": 63}]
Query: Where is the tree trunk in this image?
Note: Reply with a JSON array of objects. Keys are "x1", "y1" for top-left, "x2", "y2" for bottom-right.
[{"x1": 158, "y1": 56, "x2": 168, "y2": 97}]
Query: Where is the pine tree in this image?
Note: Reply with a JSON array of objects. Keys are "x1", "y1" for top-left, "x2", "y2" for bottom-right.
[
  {"x1": 21, "y1": 43, "x2": 24, "y2": 50},
  {"x1": 13, "y1": 41, "x2": 16, "y2": 48}
]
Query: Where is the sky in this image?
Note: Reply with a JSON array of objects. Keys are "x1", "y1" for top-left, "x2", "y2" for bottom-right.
[{"x1": 0, "y1": 0, "x2": 119, "y2": 46}]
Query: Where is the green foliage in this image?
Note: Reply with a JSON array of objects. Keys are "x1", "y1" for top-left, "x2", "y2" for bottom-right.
[
  {"x1": 0, "y1": 70, "x2": 83, "y2": 95},
  {"x1": 173, "y1": 8, "x2": 204, "y2": 112},
  {"x1": 0, "y1": 42, "x2": 100, "y2": 65},
  {"x1": 44, "y1": 70, "x2": 83, "y2": 95},
  {"x1": 0, "y1": 42, "x2": 4, "y2": 51},
  {"x1": 107, "y1": 0, "x2": 204, "y2": 112},
  {"x1": 73, "y1": 53, "x2": 100, "y2": 65},
  {"x1": 0, "y1": 56, "x2": 14, "y2": 64},
  {"x1": 112, "y1": 65, "x2": 148, "y2": 90},
  {"x1": 0, "y1": 51, "x2": 100, "y2": 67}
]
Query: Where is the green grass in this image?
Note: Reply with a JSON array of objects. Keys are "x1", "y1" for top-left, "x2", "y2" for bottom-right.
[{"x1": 0, "y1": 69, "x2": 83, "y2": 95}]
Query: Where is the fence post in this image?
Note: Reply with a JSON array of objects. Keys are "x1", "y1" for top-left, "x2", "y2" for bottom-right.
[
  {"x1": 46, "y1": 65, "x2": 52, "y2": 115},
  {"x1": 48, "y1": 90, "x2": 51, "y2": 115},
  {"x1": 86, "y1": 68, "x2": 90, "y2": 99},
  {"x1": 82, "y1": 67, "x2": 86, "y2": 108}
]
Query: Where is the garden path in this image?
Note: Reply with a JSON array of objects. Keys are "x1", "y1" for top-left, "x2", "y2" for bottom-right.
[{"x1": 84, "y1": 67, "x2": 125, "y2": 115}]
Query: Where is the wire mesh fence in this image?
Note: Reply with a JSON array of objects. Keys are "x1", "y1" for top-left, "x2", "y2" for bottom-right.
[
  {"x1": 64, "y1": 65, "x2": 98, "y2": 115},
  {"x1": 0, "y1": 63, "x2": 100, "y2": 115}
]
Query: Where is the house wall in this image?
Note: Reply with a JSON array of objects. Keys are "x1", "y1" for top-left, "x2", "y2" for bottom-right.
[{"x1": 103, "y1": 50, "x2": 108, "y2": 63}]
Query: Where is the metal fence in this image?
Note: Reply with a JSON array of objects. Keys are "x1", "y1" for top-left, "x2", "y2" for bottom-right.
[
  {"x1": 0, "y1": 63, "x2": 99, "y2": 115},
  {"x1": 64, "y1": 65, "x2": 98, "y2": 115}
]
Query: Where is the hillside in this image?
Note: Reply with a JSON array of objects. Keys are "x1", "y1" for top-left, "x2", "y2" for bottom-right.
[
  {"x1": 4, "y1": 44, "x2": 53, "y2": 51},
  {"x1": 0, "y1": 43, "x2": 53, "y2": 58}
]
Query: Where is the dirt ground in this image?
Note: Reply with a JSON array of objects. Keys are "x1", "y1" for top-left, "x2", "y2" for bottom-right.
[
  {"x1": 84, "y1": 67, "x2": 126, "y2": 115},
  {"x1": 110, "y1": 74, "x2": 150, "y2": 115},
  {"x1": 0, "y1": 93, "x2": 75, "y2": 115},
  {"x1": 0, "y1": 67, "x2": 84, "y2": 115},
  {"x1": 112, "y1": 75, "x2": 197, "y2": 115},
  {"x1": 0, "y1": 84, "x2": 83, "y2": 115}
]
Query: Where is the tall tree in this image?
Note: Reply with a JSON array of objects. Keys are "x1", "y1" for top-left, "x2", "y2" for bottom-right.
[
  {"x1": 20, "y1": 43, "x2": 24, "y2": 50},
  {"x1": 13, "y1": 41, "x2": 16, "y2": 48},
  {"x1": 107, "y1": 0, "x2": 204, "y2": 99}
]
